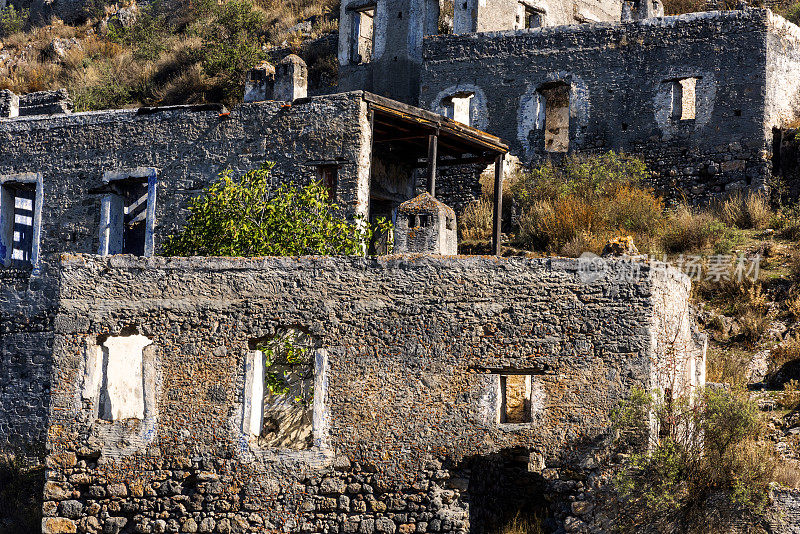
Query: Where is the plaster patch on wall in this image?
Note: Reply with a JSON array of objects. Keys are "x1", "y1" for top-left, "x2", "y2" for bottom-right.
[
  {"x1": 101, "y1": 334, "x2": 151, "y2": 421},
  {"x1": 80, "y1": 332, "x2": 160, "y2": 459}
]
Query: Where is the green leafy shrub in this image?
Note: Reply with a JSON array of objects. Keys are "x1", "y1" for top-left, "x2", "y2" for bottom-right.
[
  {"x1": 162, "y1": 163, "x2": 390, "y2": 257},
  {"x1": 613, "y1": 388, "x2": 776, "y2": 531},
  {"x1": 0, "y1": 5, "x2": 29, "y2": 37}
]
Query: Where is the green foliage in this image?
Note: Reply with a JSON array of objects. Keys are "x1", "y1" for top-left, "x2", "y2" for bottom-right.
[
  {"x1": 511, "y1": 151, "x2": 651, "y2": 213},
  {"x1": 258, "y1": 330, "x2": 313, "y2": 404},
  {"x1": 199, "y1": 0, "x2": 269, "y2": 79},
  {"x1": 613, "y1": 388, "x2": 775, "y2": 531},
  {"x1": 103, "y1": 0, "x2": 269, "y2": 105},
  {"x1": 163, "y1": 163, "x2": 390, "y2": 257},
  {"x1": 0, "y1": 5, "x2": 29, "y2": 37},
  {"x1": 782, "y1": 2, "x2": 800, "y2": 26},
  {"x1": 108, "y1": 6, "x2": 173, "y2": 61}
]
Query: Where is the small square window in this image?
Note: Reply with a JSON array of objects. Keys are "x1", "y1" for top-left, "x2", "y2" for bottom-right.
[
  {"x1": 442, "y1": 92, "x2": 474, "y2": 126},
  {"x1": 500, "y1": 375, "x2": 532, "y2": 424},
  {"x1": 415, "y1": 214, "x2": 430, "y2": 228},
  {"x1": 524, "y1": 6, "x2": 543, "y2": 28}
]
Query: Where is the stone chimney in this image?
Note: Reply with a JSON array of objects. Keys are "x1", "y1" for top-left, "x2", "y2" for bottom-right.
[
  {"x1": 274, "y1": 54, "x2": 308, "y2": 102},
  {"x1": 395, "y1": 193, "x2": 458, "y2": 255},
  {"x1": 0, "y1": 90, "x2": 19, "y2": 118},
  {"x1": 243, "y1": 61, "x2": 275, "y2": 103}
]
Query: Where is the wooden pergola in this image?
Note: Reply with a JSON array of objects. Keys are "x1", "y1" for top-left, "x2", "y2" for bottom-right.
[{"x1": 363, "y1": 93, "x2": 510, "y2": 255}]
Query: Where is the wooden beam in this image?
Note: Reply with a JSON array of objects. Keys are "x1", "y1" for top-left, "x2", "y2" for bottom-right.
[
  {"x1": 375, "y1": 135, "x2": 429, "y2": 144},
  {"x1": 411, "y1": 155, "x2": 497, "y2": 169},
  {"x1": 426, "y1": 132, "x2": 438, "y2": 197},
  {"x1": 492, "y1": 155, "x2": 504, "y2": 256}
]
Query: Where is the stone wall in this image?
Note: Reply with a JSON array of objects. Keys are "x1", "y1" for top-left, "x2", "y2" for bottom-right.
[
  {"x1": 338, "y1": 0, "x2": 440, "y2": 105},
  {"x1": 0, "y1": 92, "x2": 371, "y2": 452},
  {"x1": 43, "y1": 254, "x2": 702, "y2": 533},
  {"x1": 420, "y1": 9, "x2": 776, "y2": 201}
]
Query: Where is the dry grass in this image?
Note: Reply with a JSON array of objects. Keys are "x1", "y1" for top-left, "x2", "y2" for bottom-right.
[
  {"x1": 771, "y1": 337, "x2": 800, "y2": 373},
  {"x1": 715, "y1": 191, "x2": 773, "y2": 230},
  {"x1": 559, "y1": 231, "x2": 606, "y2": 257},
  {"x1": 460, "y1": 198, "x2": 494, "y2": 241},
  {"x1": 496, "y1": 513, "x2": 544, "y2": 534},
  {"x1": 706, "y1": 347, "x2": 751, "y2": 388},
  {"x1": 739, "y1": 308, "x2": 771, "y2": 346},
  {"x1": 257, "y1": 0, "x2": 338, "y2": 44},
  {"x1": 658, "y1": 203, "x2": 729, "y2": 254},
  {"x1": 0, "y1": 0, "x2": 339, "y2": 110},
  {"x1": 773, "y1": 460, "x2": 800, "y2": 489}
]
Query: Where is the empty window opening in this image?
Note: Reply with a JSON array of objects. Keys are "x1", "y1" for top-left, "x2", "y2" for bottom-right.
[
  {"x1": 500, "y1": 375, "x2": 532, "y2": 424},
  {"x1": 1, "y1": 182, "x2": 37, "y2": 268},
  {"x1": 351, "y1": 5, "x2": 376, "y2": 65},
  {"x1": 121, "y1": 179, "x2": 148, "y2": 255},
  {"x1": 773, "y1": 127, "x2": 783, "y2": 175},
  {"x1": 442, "y1": 92, "x2": 474, "y2": 125},
  {"x1": 415, "y1": 214, "x2": 430, "y2": 228},
  {"x1": 246, "y1": 329, "x2": 316, "y2": 449},
  {"x1": 446, "y1": 216, "x2": 455, "y2": 231},
  {"x1": 317, "y1": 165, "x2": 339, "y2": 201},
  {"x1": 83, "y1": 332, "x2": 153, "y2": 422},
  {"x1": 100, "y1": 170, "x2": 157, "y2": 257},
  {"x1": 523, "y1": 5, "x2": 543, "y2": 28},
  {"x1": 671, "y1": 77, "x2": 697, "y2": 121},
  {"x1": 541, "y1": 84, "x2": 570, "y2": 153}
]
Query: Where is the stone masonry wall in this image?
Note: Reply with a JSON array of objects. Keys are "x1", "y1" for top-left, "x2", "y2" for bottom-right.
[
  {"x1": 43, "y1": 254, "x2": 700, "y2": 533},
  {"x1": 420, "y1": 10, "x2": 774, "y2": 201},
  {"x1": 0, "y1": 92, "x2": 371, "y2": 452}
]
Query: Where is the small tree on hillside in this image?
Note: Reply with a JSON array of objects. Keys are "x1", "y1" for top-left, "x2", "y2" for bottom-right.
[{"x1": 162, "y1": 163, "x2": 389, "y2": 257}]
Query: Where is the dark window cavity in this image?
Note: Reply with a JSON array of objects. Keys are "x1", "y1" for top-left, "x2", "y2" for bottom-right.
[{"x1": 0, "y1": 174, "x2": 42, "y2": 269}]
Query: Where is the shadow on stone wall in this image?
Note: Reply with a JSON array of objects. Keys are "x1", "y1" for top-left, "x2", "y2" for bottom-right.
[
  {"x1": 0, "y1": 449, "x2": 45, "y2": 534},
  {"x1": 453, "y1": 447, "x2": 550, "y2": 534}
]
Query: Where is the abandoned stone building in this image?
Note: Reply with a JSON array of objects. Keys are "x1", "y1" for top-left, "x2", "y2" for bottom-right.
[
  {"x1": 39, "y1": 254, "x2": 704, "y2": 534},
  {"x1": 335, "y1": 1, "x2": 800, "y2": 200}
]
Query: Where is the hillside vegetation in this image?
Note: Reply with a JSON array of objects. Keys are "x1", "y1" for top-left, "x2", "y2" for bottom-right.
[{"x1": 0, "y1": 0, "x2": 338, "y2": 110}]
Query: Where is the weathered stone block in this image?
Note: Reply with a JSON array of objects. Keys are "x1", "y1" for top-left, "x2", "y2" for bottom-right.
[{"x1": 42, "y1": 517, "x2": 77, "y2": 533}]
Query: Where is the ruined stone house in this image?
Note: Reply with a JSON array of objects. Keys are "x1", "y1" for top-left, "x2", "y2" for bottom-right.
[{"x1": 338, "y1": 1, "x2": 800, "y2": 201}]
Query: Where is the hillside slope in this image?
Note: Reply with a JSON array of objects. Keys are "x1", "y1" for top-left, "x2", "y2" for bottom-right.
[{"x1": 0, "y1": 0, "x2": 339, "y2": 110}]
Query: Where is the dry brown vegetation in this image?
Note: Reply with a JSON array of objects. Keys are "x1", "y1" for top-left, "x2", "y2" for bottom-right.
[
  {"x1": 502, "y1": 153, "x2": 746, "y2": 257},
  {"x1": 0, "y1": 0, "x2": 339, "y2": 110}
]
